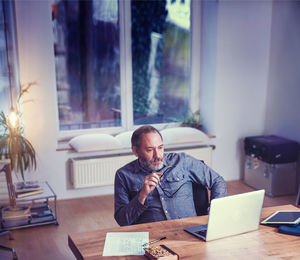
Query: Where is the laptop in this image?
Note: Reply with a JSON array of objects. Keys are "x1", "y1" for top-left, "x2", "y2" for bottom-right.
[{"x1": 184, "y1": 189, "x2": 265, "y2": 241}]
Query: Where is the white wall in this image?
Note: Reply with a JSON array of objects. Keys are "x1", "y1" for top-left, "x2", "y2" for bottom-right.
[
  {"x1": 264, "y1": 1, "x2": 300, "y2": 143},
  {"x1": 264, "y1": 1, "x2": 300, "y2": 181},
  {"x1": 12, "y1": 0, "x2": 299, "y2": 199},
  {"x1": 202, "y1": 0, "x2": 273, "y2": 180}
]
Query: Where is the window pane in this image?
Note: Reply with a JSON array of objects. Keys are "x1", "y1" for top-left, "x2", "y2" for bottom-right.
[
  {"x1": 0, "y1": 0, "x2": 18, "y2": 118},
  {"x1": 0, "y1": 1, "x2": 10, "y2": 114},
  {"x1": 52, "y1": 0, "x2": 120, "y2": 130},
  {"x1": 131, "y1": 0, "x2": 191, "y2": 125}
]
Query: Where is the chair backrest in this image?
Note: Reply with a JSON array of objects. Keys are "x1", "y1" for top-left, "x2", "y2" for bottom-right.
[
  {"x1": 296, "y1": 186, "x2": 300, "y2": 206},
  {"x1": 192, "y1": 183, "x2": 209, "y2": 216},
  {"x1": 0, "y1": 160, "x2": 16, "y2": 207},
  {"x1": 0, "y1": 161, "x2": 10, "y2": 206}
]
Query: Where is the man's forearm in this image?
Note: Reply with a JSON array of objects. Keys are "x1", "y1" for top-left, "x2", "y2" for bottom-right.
[
  {"x1": 114, "y1": 195, "x2": 147, "y2": 226},
  {"x1": 210, "y1": 176, "x2": 227, "y2": 199},
  {"x1": 138, "y1": 190, "x2": 148, "y2": 204}
]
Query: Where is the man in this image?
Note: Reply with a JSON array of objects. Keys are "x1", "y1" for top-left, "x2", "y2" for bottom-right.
[{"x1": 114, "y1": 125, "x2": 227, "y2": 226}]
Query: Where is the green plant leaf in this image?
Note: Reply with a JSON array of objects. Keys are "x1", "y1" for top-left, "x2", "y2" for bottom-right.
[{"x1": 0, "y1": 82, "x2": 37, "y2": 180}]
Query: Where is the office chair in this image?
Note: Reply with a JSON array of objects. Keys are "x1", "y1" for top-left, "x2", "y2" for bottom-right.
[
  {"x1": 0, "y1": 230, "x2": 18, "y2": 260},
  {"x1": 0, "y1": 161, "x2": 18, "y2": 260},
  {"x1": 296, "y1": 186, "x2": 300, "y2": 206},
  {"x1": 192, "y1": 183, "x2": 209, "y2": 216}
]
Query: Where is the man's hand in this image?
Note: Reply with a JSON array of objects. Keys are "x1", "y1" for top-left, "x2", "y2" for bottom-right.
[{"x1": 138, "y1": 172, "x2": 163, "y2": 204}]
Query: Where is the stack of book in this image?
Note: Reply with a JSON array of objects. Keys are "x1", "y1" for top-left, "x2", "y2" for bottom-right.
[
  {"x1": 14, "y1": 181, "x2": 43, "y2": 198},
  {"x1": 30, "y1": 203, "x2": 55, "y2": 223},
  {"x1": 1, "y1": 205, "x2": 31, "y2": 227}
]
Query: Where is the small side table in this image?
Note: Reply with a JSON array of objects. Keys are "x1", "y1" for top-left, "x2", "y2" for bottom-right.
[{"x1": 1, "y1": 181, "x2": 58, "y2": 230}]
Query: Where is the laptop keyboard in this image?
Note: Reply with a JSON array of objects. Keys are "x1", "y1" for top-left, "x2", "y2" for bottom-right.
[{"x1": 195, "y1": 224, "x2": 208, "y2": 237}]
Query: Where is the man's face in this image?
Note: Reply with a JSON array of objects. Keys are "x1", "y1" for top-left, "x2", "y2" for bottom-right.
[{"x1": 133, "y1": 132, "x2": 164, "y2": 171}]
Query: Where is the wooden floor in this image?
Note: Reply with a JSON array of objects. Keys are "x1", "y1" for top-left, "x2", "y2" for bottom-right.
[{"x1": 0, "y1": 180, "x2": 298, "y2": 260}]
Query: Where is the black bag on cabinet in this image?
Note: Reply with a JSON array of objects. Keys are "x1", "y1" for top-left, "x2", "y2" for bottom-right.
[{"x1": 244, "y1": 135, "x2": 299, "y2": 164}]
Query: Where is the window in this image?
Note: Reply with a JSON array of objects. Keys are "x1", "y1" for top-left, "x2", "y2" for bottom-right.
[
  {"x1": 0, "y1": 0, "x2": 19, "y2": 116},
  {"x1": 52, "y1": 0, "x2": 197, "y2": 134}
]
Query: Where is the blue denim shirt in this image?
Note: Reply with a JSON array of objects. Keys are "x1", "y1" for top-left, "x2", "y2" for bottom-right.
[{"x1": 114, "y1": 152, "x2": 227, "y2": 226}]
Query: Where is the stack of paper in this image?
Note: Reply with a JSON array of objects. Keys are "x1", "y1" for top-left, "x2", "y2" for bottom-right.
[{"x1": 103, "y1": 232, "x2": 149, "y2": 256}]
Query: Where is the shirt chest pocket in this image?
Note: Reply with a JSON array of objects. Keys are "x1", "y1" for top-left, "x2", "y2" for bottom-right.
[{"x1": 162, "y1": 172, "x2": 189, "y2": 197}]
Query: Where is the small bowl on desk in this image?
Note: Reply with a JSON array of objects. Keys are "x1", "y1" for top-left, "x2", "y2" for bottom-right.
[{"x1": 144, "y1": 244, "x2": 179, "y2": 260}]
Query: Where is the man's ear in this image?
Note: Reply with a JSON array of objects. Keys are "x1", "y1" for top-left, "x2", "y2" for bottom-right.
[{"x1": 132, "y1": 146, "x2": 139, "y2": 157}]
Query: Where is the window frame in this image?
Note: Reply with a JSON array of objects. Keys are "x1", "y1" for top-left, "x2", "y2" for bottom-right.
[
  {"x1": 57, "y1": 0, "x2": 201, "y2": 141},
  {"x1": 0, "y1": 0, "x2": 20, "y2": 112}
]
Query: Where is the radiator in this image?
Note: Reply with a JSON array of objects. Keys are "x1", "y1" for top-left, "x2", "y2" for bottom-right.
[
  {"x1": 70, "y1": 154, "x2": 136, "y2": 189},
  {"x1": 70, "y1": 145, "x2": 212, "y2": 189}
]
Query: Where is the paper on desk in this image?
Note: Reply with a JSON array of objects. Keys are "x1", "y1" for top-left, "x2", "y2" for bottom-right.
[{"x1": 102, "y1": 232, "x2": 149, "y2": 256}]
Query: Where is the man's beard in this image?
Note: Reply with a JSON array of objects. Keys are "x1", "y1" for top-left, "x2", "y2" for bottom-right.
[{"x1": 139, "y1": 156, "x2": 164, "y2": 172}]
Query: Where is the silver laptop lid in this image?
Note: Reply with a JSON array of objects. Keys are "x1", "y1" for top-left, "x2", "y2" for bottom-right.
[{"x1": 206, "y1": 189, "x2": 265, "y2": 241}]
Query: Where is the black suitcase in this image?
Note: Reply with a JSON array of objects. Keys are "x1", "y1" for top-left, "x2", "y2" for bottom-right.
[{"x1": 244, "y1": 135, "x2": 299, "y2": 164}]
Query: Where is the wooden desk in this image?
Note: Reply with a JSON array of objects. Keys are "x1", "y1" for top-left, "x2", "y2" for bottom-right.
[{"x1": 68, "y1": 205, "x2": 300, "y2": 260}]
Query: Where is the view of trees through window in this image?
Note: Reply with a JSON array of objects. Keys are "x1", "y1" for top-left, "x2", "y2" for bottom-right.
[
  {"x1": 132, "y1": 0, "x2": 190, "y2": 125},
  {"x1": 0, "y1": 1, "x2": 12, "y2": 115},
  {"x1": 0, "y1": 0, "x2": 18, "y2": 123},
  {"x1": 52, "y1": 0, "x2": 121, "y2": 130},
  {"x1": 52, "y1": 0, "x2": 191, "y2": 131}
]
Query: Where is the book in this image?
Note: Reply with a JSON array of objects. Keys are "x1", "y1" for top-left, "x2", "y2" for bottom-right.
[
  {"x1": 31, "y1": 206, "x2": 52, "y2": 218},
  {"x1": 1, "y1": 205, "x2": 31, "y2": 220},
  {"x1": 14, "y1": 181, "x2": 41, "y2": 193},
  {"x1": 30, "y1": 215, "x2": 55, "y2": 224},
  {"x1": 278, "y1": 224, "x2": 300, "y2": 236},
  {"x1": 2, "y1": 216, "x2": 30, "y2": 228},
  {"x1": 16, "y1": 189, "x2": 43, "y2": 198}
]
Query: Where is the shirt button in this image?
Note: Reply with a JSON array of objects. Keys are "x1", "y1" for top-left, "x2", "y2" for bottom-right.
[
  {"x1": 165, "y1": 210, "x2": 168, "y2": 213},
  {"x1": 161, "y1": 197, "x2": 164, "y2": 200}
]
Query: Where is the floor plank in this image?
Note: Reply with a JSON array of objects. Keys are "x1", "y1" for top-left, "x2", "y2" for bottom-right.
[{"x1": 0, "y1": 180, "x2": 298, "y2": 260}]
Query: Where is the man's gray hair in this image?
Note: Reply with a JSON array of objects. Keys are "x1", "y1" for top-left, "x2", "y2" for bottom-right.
[{"x1": 131, "y1": 125, "x2": 162, "y2": 148}]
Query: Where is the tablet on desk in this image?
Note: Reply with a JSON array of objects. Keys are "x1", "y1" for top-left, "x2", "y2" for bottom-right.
[{"x1": 261, "y1": 210, "x2": 300, "y2": 225}]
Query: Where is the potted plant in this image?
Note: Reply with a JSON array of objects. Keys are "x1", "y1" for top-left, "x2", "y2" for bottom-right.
[
  {"x1": 0, "y1": 82, "x2": 37, "y2": 181},
  {"x1": 181, "y1": 109, "x2": 202, "y2": 130}
]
